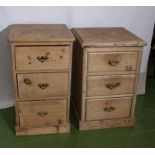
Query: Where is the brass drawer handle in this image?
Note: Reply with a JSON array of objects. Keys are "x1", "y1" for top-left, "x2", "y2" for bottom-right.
[
  {"x1": 38, "y1": 83, "x2": 49, "y2": 89},
  {"x1": 125, "y1": 65, "x2": 132, "y2": 71},
  {"x1": 105, "y1": 82, "x2": 120, "y2": 89},
  {"x1": 108, "y1": 59, "x2": 119, "y2": 66},
  {"x1": 37, "y1": 111, "x2": 48, "y2": 117},
  {"x1": 36, "y1": 52, "x2": 50, "y2": 62},
  {"x1": 23, "y1": 78, "x2": 32, "y2": 85},
  {"x1": 37, "y1": 56, "x2": 48, "y2": 62},
  {"x1": 103, "y1": 106, "x2": 115, "y2": 112}
]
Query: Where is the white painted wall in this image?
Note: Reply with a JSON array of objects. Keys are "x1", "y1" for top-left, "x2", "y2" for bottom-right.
[{"x1": 0, "y1": 6, "x2": 155, "y2": 109}]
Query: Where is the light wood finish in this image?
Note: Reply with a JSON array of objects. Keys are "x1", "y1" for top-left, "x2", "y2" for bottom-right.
[
  {"x1": 15, "y1": 46, "x2": 70, "y2": 71},
  {"x1": 79, "y1": 117, "x2": 135, "y2": 130},
  {"x1": 72, "y1": 99, "x2": 135, "y2": 130},
  {"x1": 72, "y1": 27, "x2": 146, "y2": 131},
  {"x1": 85, "y1": 93, "x2": 133, "y2": 100},
  {"x1": 19, "y1": 100, "x2": 67, "y2": 127},
  {"x1": 73, "y1": 27, "x2": 146, "y2": 47},
  {"x1": 87, "y1": 74, "x2": 135, "y2": 97},
  {"x1": 19, "y1": 100, "x2": 67, "y2": 128},
  {"x1": 16, "y1": 124, "x2": 70, "y2": 136},
  {"x1": 130, "y1": 48, "x2": 143, "y2": 116},
  {"x1": 9, "y1": 24, "x2": 74, "y2": 136},
  {"x1": 86, "y1": 97, "x2": 132, "y2": 121},
  {"x1": 19, "y1": 99, "x2": 66, "y2": 113},
  {"x1": 9, "y1": 24, "x2": 75, "y2": 43},
  {"x1": 87, "y1": 51, "x2": 138, "y2": 73},
  {"x1": 17, "y1": 72, "x2": 68, "y2": 100},
  {"x1": 20, "y1": 112, "x2": 66, "y2": 127},
  {"x1": 86, "y1": 47, "x2": 143, "y2": 52}
]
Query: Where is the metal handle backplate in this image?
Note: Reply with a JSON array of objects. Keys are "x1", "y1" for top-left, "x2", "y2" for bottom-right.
[
  {"x1": 108, "y1": 59, "x2": 119, "y2": 66},
  {"x1": 37, "y1": 111, "x2": 48, "y2": 117},
  {"x1": 36, "y1": 52, "x2": 50, "y2": 62},
  {"x1": 107, "y1": 55, "x2": 121, "y2": 66},
  {"x1": 103, "y1": 106, "x2": 115, "y2": 112},
  {"x1": 105, "y1": 82, "x2": 120, "y2": 89},
  {"x1": 38, "y1": 83, "x2": 49, "y2": 89}
]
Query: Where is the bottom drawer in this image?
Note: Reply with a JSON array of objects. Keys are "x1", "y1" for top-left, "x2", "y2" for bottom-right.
[
  {"x1": 18, "y1": 99, "x2": 67, "y2": 127},
  {"x1": 86, "y1": 97, "x2": 132, "y2": 121}
]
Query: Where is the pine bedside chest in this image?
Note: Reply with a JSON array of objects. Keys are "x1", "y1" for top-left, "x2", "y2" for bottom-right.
[
  {"x1": 9, "y1": 24, "x2": 75, "y2": 136},
  {"x1": 72, "y1": 27, "x2": 146, "y2": 131}
]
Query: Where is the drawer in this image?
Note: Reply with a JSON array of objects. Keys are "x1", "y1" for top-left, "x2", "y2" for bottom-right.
[
  {"x1": 15, "y1": 46, "x2": 70, "y2": 71},
  {"x1": 87, "y1": 52, "x2": 138, "y2": 73},
  {"x1": 87, "y1": 74, "x2": 135, "y2": 97},
  {"x1": 17, "y1": 72, "x2": 68, "y2": 99},
  {"x1": 18, "y1": 99, "x2": 67, "y2": 127},
  {"x1": 86, "y1": 97, "x2": 132, "y2": 121}
]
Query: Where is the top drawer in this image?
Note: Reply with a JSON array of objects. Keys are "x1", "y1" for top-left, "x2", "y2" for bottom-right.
[
  {"x1": 87, "y1": 51, "x2": 138, "y2": 73},
  {"x1": 15, "y1": 46, "x2": 70, "y2": 71}
]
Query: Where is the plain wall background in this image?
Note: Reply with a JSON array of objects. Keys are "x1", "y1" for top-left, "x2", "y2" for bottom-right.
[{"x1": 0, "y1": 6, "x2": 155, "y2": 109}]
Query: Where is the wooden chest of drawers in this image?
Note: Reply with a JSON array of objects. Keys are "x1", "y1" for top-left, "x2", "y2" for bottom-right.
[
  {"x1": 72, "y1": 27, "x2": 146, "y2": 130},
  {"x1": 9, "y1": 24, "x2": 75, "y2": 136}
]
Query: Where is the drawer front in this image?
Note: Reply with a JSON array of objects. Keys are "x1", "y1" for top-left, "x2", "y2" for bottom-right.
[
  {"x1": 19, "y1": 99, "x2": 67, "y2": 127},
  {"x1": 87, "y1": 75, "x2": 135, "y2": 97},
  {"x1": 15, "y1": 46, "x2": 70, "y2": 71},
  {"x1": 17, "y1": 72, "x2": 68, "y2": 99},
  {"x1": 86, "y1": 97, "x2": 132, "y2": 121},
  {"x1": 87, "y1": 52, "x2": 138, "y2": 73}
]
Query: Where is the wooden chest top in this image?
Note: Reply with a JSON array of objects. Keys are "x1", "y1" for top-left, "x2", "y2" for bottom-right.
[
  {"x1": 9, "y1": 24, "x2": 75, "y2": 43},
  {"x1": 72, "y1": 27, "x2": 146, "y2": 47}
]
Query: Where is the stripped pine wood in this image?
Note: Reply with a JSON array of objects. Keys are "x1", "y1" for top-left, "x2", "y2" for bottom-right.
[
  {"x1": 87, "y1": 51, "x2": 138, "y2": 73},
  {"x1": 86, "y1": 97, "x2": 132, "y2": 121},
  {"x1": 72, "y1": 27, "x2": 146, "y2": 131},
  {"x1": 9, "y1": 24, "x2": 75, "y2": 136},
  {"x1": 87, "y1": 74, "x2": 135, "y2": 97},
  {"x1": 15, "y1": 46, "x2": 70, "y2": 71},
  {"x1": 17, "y1": 72, "x2": 69, "y2": 100}
]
